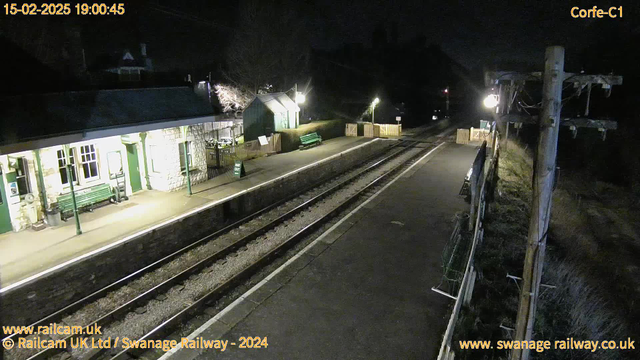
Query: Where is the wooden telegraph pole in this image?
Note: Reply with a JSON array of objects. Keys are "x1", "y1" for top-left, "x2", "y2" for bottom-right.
[
  {"x1": 511, "y1": 46, "x2": 564, "y2": 360},
  {"x1": 485, "y1": 49, "x2": 622, "y2": 360}
]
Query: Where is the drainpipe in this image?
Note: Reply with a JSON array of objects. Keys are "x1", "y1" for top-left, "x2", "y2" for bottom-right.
[
  {"x1": 139, "y1": 132, "x2": 152, "y2": 190},
  {"x1": 184, "y1": 141, "x2": 192, "y2": 195},
  {"x1": 64, "y1": 145, "x2": 82, "y2": 235},
  {"x1": 34, "y1": 149, "x2": 48, "y2": 212},
  {"x1": 181, "y1": 126, "x2": 192, "y2": 196}
]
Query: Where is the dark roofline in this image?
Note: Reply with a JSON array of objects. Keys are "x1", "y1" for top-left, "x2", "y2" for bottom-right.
[
  {"x1": 0, "y1": 86, "x2": 215, "y2": 152},
  {"x1": 0, "y1": 86, "x2": 188, "y2": 100}
]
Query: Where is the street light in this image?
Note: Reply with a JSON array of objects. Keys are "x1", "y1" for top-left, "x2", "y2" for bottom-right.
[
  {"x1": 483, "y1": 94, "x2": 499, "y2": 108},
  {"x1": 292, "y1": 84, "x2": 306, "y2": 127},
  {"x1": 443, "y1": 87, "x2": 450, "y2": 117},
  {"x1": 371, "y1": 97, "x2": 380, "y2": 124}
]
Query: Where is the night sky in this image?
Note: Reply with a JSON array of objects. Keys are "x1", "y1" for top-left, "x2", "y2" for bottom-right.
[
  {"x1": 108, "y1": 0, "x2": 640, "y2": 72},
  {"x1": 306, "y1": 0, "x2": 638, "y2": 69},
  {"x1": 2, "y1": 1, "x2": 638, "y2": 76}
]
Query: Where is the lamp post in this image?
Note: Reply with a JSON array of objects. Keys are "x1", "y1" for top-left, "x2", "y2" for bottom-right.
[
  {"x1": 294, "y1": 83, "x2": 306, "y2": 128},
  {"x1": 371, "y1": 97, "x2": 380, "y2": 124},
  {"x1": 181, "y1": 126, "x2": 192, "y2": 196},
  {"x1": 64, "y1": 144, "x2": 82, "y2": 235},
  {"x1": 444, "y1": 87, "x2": 450, "y2": 117}
]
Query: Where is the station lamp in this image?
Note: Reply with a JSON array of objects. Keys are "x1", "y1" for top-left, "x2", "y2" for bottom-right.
[
  {"x1": 483, "y1": 94, "x2": 499, "y2": 108},
  {"x1": 371, "y1": 97, "x2": 380, "y2": 124},
  {"x1": 295, "y1": 92, "x2": 306, "y2": 104}
]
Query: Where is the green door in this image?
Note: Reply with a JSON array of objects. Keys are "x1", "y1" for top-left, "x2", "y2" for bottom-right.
[
  {"x1": 0, "y1": 168, "x2": 13, "y2": 234},
  {"x1": 125, "y1": 144, "x2": 143, "y2": 193}
]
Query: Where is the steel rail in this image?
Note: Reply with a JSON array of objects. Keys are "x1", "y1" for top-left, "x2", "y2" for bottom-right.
[
  {"x1": 2, "y1": 139, "x2": 409, "y2": 347},
  {"x1": 24, "y1": 142, "x2": 417, "y2": 360},
  {"x1": 111, "y1": 141, "x2": 439, "y2": 360}
]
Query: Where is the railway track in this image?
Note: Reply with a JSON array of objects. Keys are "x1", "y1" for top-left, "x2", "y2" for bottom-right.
[
  {"x1": 106, "y1": 140, "x2": 443, "y2": 360},
  {"x1": 3, "y1": 124, "x2": 452, "y2": 360},
  {"x1": 3, "y1": 151, "x2": 419, "y2": 359}
]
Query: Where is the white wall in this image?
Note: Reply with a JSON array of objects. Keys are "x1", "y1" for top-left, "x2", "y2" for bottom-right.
[
  {"x1": 0, "y1": 152, "x2": 43, "y2": 231},
  {"x1": 0, "y1": 124, "x2": 208, "y2": 232},
  {"x1": 145, "y1": 125, "x2": 207, "y2": 191}
]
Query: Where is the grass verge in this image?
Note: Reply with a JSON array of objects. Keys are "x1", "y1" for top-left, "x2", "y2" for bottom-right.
[{"x1": 451, "y1": 140, "x2": 628, "y2": 360}]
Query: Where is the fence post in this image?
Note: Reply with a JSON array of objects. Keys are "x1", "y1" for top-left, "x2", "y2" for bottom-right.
[{"x1": 464, "y1": 268, "x2": 477, "y2": 306}]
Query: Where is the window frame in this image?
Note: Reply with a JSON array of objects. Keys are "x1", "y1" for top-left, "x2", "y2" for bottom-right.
[
  {"x1": 57, "y1": 148, "x2": 78, "y2": 186},
  {"x1": 15, "y1": 157, "x2": 31, "y2": 196},
  {"x1": 178, "y1": 141, "x2": 192, "y2": 172},
  {"x1": 80, "y1": 144, "x2": 100, "y2": 181}
]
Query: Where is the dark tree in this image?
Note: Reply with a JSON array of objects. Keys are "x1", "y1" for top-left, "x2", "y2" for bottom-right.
[{"x1": 225, "y1": 0, "x2": 309, "y2": 94}]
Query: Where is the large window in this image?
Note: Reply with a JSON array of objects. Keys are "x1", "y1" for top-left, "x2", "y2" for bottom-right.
[
  {"x1": 178, "y1": 142, "x2": 192, "y2": 172},
  {"x1": 80, "y1": 144, "x2": 99, "y2": 180},
  {"x1": 57, "y1": 148, "x2": 78, "y2": 185},
  {"x1": 15, "y1": 157, "x2": 31, "y2": 195}
]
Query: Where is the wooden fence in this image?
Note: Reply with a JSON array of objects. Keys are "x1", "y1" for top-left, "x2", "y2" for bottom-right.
[
  {"x1": 363, "y1": 123, "x2": 402, "y2": 138},
  {"x1": 470, "y1": 127, "x2": 491, "y2": 142},
  {"x1": 378, "y1": 124, "x2": 402, "y2": 137},
  {"x1": 456, "y1": 129, "x2": 470, "y2": 144},
  {"x1": 345, "y1": 123, "x2": 358, "y2": 137}
]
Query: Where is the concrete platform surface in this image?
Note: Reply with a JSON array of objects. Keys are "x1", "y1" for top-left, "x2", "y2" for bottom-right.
[
  {"x1": 170, "y1": 142, "x2": 479, "y2": 360},
  {"x1": 0, "y1": 136, "x2": 376, "y2": 287}
]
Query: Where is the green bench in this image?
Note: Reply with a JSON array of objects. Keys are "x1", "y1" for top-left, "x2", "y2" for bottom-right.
[
  {"x1": 57, "y1": 183, "x2": 114, "y2": 220},
  {"x1": 299, "y1": 132, "x2": 322, "y2": 149}
]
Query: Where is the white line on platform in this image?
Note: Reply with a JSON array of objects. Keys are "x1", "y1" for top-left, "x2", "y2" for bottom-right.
[
  {"x1": 161, "y1": 139, "x2": 448, "y2": 359},
  {"x1": 1, "y1": 139, "x2": 380, "y2": 294}
]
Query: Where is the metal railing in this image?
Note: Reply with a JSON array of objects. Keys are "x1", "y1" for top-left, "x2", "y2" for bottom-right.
[{"x1": 437, "y1": 126, "x2": 500, "y2": 360}]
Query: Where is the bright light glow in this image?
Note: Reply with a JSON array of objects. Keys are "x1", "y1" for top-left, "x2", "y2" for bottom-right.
[
  {"x1": 372, "y1": 97, "x2": 380, "y2": 106},
  {"x1": 432, "y1": 115, "x2": 438, "y2": 120},
  {"x1": 444, "y1": 88, "x2": 448, "y2": 93},
  {"x1": 483, "y1": 94, "x2": 499, "y2": 108},
  {"x1": 214, "y1": 83, "x2": 251, "y2": 113},
  {"x1": 295, "y1": 92, "x2": 306, "y2": 104}
]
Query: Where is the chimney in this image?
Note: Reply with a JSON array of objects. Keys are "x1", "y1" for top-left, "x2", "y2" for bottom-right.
[{"x1": 140, "y1": 43, "x2": 147, "y2": 57}]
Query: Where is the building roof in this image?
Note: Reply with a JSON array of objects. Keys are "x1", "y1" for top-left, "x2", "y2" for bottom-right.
[
  {"x1": 89, "y1": 47, "x2": 149, "y2": 72},
  {"x1": 0, "y1": 87, "x2": 215, "y2": 153},
  {"x1": 0, "y1": 36, "x2": 74, "y2": 96},
  {"x1": 252, "y1": 92, "x2": 300, "y2": 113}
]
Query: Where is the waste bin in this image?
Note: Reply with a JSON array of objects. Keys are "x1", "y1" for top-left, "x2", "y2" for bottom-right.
[{"x1": 45, "y1": 206, "x2": 62, "y2": 227}]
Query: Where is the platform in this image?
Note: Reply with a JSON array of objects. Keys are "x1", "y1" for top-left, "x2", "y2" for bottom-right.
[
  {"x1": 0, "y1": 136, "x2": 379, "y2": 288},
  {"x1": 166, "y1": 142, "x2": 479, "y2": 360}
]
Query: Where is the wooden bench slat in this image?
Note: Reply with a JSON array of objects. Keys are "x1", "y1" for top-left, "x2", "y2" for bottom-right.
[
  {"x1": 299, "y1": 132, "x2": 322, "y2": 148},
  {"x1": 57, "y1": 183, "x2": 113, "y2": 219}
]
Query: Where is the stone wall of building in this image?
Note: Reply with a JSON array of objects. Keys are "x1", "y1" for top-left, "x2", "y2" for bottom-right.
[
  {"x1": 0, "y1": 135, "x2": 152, "y2": 231},
  {"x1": 37, "y1": 136, "x2": 147, "y2": 210},
  {"x1": 146, "y1": 125, "x2": 207, "y2": 192},
  {"x1": 1, "y1": 126, "x2": 208, "y2": 232}
]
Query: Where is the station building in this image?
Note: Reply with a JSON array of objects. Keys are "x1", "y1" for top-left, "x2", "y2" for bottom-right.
[
  {"x1": 242, "y1": 92, "x2": 300, "y2": 141},
  {"x1": 0, "y1": 87, "x2": 216, "y2": 234}
]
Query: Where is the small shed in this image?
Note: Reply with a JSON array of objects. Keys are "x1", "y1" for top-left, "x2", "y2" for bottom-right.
[{"x1": 243, "y1": 93, "x2": 299, "y2": 141}]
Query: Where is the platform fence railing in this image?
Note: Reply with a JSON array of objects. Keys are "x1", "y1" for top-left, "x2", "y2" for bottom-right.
[{"x1": 437, "y1": 125, "x2": 500, "y2": 360}]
